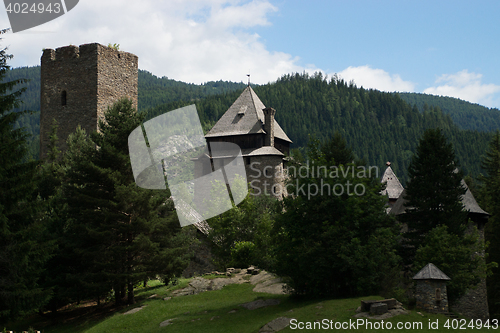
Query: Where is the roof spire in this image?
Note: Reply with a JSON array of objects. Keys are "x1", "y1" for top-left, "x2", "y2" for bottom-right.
[{"x1": 247, "y1": 73, "x2": 250, "y2": 87}]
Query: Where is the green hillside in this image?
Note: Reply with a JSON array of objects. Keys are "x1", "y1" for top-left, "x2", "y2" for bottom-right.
[
  {"x1": 9, "y1": 275, "x2": 489, "y2": 333},
  {"x1": 398, "y1": 92, "x2": 500, "y2": 132}
]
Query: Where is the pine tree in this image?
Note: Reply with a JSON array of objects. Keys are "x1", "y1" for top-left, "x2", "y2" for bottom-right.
[
  {"x1": 0, "y1": 29, "x2": 54, "y2": 322},
  {"x1": 61, "y1": 98, "x2": 192, "y2": 305},
  {"x1": 271, "y1": 134, "x2": 400, "y2": 297},
  {"x1": 320, "y1": 131, "x2": 355, "y2": 166},
  {"x1": 481, "y1": 131, "x2": 500, "y2": 318},
  {"x1": 401, "y1": 128, "x2": 467, "y2": 263}
]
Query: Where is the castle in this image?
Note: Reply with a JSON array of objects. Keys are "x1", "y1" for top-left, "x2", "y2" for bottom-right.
[
  {"x1": 39, "y1": 43, "x2": 290, "y2": 198},
  {"x1": 194, "y1": 85, "x2": 292, "y2": 198},
  {"x1": 39, "y1": 43, "x2": 490, "y2": 319},
  {"x1": 39, "y1": 43, "x2": 138, "y2": 159}
]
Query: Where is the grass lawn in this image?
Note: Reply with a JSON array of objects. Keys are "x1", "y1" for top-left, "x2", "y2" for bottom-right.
[{"x1": 7, "y1": 276, "x2": 498, "y2": 332}]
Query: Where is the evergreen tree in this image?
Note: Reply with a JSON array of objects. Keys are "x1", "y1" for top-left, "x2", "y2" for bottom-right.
[
  {"x1": 414, "y1": 225, "x2": 487, "y2": 304},
  {"x1": 271, "y1": 134, "x2": 400, "y2": 297},
  {"x1": 320, "y1": 131, "x2": 355, "y2": 166},
  {"x1": 61, "y1": 98, "x2": 192, "y2": 305},
  {"x1": 401, "y1": 128, "x2": 468, "y2": 263},
  {"x1": 481, "y1": 131, "x2": 500, "y2": 318},
  {"x1": 0, "y1": 29, "x2": 53, "y2": 322}
]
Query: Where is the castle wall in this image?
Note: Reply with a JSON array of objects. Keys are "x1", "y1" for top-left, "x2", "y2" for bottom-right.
[
  {"x1": 40, "y1": 43, "x2": 138, "y2": 159},
  {"x1": 451, "y1": 220, "x2": 490, "y2": 320}
]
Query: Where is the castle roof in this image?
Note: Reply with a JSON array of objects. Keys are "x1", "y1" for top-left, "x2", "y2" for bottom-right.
[
  {"x1": 413, "y1": 263, "x2": 451, "y2": 280},
  {"x1": 381, "y1": 164, "x2": 404, "y2": 200},
  {"x1": 389, "y1": 180, "x2": 489, "y2": 216},
  {"x1": 201, "y1": 146, "x2": 285, "y2": 159},
  {"x1": 205, "y1": 86, "x2": 292, "y2": 143},
  {"x1": 461, "y1": 179, "x2": 489, "y2": 215},
  {"x1": 241, "y1": 146, "x2": 284, "y2": 157}
]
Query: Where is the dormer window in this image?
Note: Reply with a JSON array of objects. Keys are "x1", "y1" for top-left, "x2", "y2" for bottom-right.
[{"x1": 61, "y1": 90, "x2": 67, "y2": 106}]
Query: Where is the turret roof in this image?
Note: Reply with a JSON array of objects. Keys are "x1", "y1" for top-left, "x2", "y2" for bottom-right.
[
  {"x1": 381, "y1": 164, "x2": 404, "y2": 200},
  {"x1": 413, "y1": 263, "x2": 451, "y2": 280},
  {"x1": 205, "y1": 86, "x2": 292, "y2": 143},
  {"x1": 389, "y1": 179, "x2": 489, "y2": 216}
]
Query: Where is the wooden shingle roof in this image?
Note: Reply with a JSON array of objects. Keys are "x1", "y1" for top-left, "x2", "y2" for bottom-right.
[
  {"x1": 413, "y1": 263, "x2": 451, "y2": 280},
  {"x1": 389, "y1": 180, "x2": 489, "y2": 216},
  {"x1": 381, "y1": 164, "x2": 404, "y2": 200},
  {"x1": 205, "y1": 86, "x2": 292, "y2": 143}
]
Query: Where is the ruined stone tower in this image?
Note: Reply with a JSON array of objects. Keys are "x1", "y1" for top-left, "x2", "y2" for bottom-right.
[{"x1": 40, "y1": 43, "x2": 138, "y2": 159}]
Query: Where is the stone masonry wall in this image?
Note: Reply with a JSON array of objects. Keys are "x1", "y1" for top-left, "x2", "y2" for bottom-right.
[
  {"x1": 40, "y1": 43, "x2": 138, "y2": 159},
  {"x1": 246, "y1": 155, "x2": 285, "y2": 198},
  {"x1": 451, "y1": 220, "x2": 489, "y2": 320},
  {"x1": 415, "y1": 280, "x2": 449, "y2": 313}
]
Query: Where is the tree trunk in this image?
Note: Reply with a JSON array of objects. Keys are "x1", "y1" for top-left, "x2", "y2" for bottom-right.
[{"x1": 127, "y1": 280, "x2": 135, "y2": 304}]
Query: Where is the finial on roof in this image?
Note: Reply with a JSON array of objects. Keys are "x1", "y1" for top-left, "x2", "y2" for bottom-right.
[
  {"x1": 386, "y1": 161, "x2": 391, "y2": 166},
  {"x1": 247, "y1": 74, "x2": 250, "y2": 87}
]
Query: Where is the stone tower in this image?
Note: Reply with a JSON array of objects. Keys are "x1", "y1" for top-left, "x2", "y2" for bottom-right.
[{"x1": 40, "y1": 43, "x2": 138, "y2": 159}]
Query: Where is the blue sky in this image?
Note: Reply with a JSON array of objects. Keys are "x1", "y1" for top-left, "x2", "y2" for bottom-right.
[{"x1": 2, "y1": 0, "x2": 500, "y2": 108}]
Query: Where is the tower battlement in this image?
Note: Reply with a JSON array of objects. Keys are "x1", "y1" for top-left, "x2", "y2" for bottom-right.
[{"x1": 40, "y1": 43, "x2": 138, "y2": 159}]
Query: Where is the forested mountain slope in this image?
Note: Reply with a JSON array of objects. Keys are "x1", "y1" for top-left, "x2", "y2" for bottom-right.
[
  {"x1": 147, "y1": 73, "x2": 493, "y2": 183},
  {"x1": 4, "y1": 67, "x2": 497, "y2": 182},
  {"x1": 398, "y1": 92, "x2": 500, "y2": 132}
]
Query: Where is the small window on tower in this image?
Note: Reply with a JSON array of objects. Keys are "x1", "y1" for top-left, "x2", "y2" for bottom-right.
[
  {"x1": 61, "y1": 90, "x2": 67, "y2": 106},
  {"x1": 435, "y1": 288, "x2": 442, "y2": 301}
]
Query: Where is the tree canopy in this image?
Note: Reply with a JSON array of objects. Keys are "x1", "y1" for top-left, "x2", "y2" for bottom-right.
[{"x1": 0, "y1": 28, "x2": 54, "y2": 322}]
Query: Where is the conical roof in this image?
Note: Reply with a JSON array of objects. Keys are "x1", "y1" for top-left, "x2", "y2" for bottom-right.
[
  {"x1": 413, "y1": 263, "x2": 451, "y2": 280},
  {"x1": 381, "y1": 164, "x2": 404, "y2": 200},
  {"x1": 205, "y1": 86, "x2": 292, "y2": 142}
]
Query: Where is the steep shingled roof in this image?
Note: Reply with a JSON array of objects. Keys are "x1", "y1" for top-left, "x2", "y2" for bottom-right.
[
  {"x1": 205, "y1": 86, "x2": 292, "y2": 143},
  {"x1": 381, "y1": 164, "x2": 404, "y2": 200},
  {"x1": 389, "y1": 180, "x2": 489, "y2": 216},
  {"x1": 413, "y1": 263, "x2": 451, "y2": 280},
  {"x1": 461, "y1": 179, "x2": 489, "y2": 215}
]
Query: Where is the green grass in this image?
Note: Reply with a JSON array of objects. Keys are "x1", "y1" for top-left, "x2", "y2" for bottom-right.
[{"x1": 7, "y1": 277, "x2": 498, "y2": 332}]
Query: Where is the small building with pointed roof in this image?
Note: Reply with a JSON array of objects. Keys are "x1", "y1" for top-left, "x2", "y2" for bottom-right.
[
  {"x1": 413, "y1": 263, "x2": 450, "y2": 313},
  {"x1": 195, "y1": 86, "x2": 292, "y2": 198}
]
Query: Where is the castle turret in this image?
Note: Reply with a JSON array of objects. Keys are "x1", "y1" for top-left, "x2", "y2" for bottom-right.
[{"x1": 40, "y1": 43, "x2": 138, "y2": 159}]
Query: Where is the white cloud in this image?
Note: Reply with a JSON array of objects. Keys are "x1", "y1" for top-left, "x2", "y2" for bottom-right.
[
  {"x1": 1, "y1": 0, "x2": 306, "y2": 84},
  {"x1": 423, "y1": 70, "x2": 500, "y2": 108},
  {"x1": 336, "y1": 65, "x2": 415, "y2": 92}
]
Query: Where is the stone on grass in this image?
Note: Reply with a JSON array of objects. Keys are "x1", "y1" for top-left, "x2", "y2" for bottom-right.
[
  {"x1": 159, "y1": 319, "x2": 175, "y2": 327},
  {"x1": 259, "y1": 317, "x2": 293, "y2": 333},
  {"x1": 123, "y1": 305, "x2": 146, "y2": 315},
  {"x1": 240, "y1": 299, "x2": 280, "y2": 310}
]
